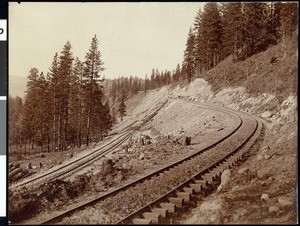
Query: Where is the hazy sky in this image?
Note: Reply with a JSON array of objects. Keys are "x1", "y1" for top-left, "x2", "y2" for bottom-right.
[{"x1": 9, "y1": 2, "x2": 205, "y2": 80}]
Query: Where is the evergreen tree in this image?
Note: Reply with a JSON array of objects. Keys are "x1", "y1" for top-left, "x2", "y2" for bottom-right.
[
  {"x1": 83, "y1": 35, "x2": 105, "y2": 146},
  {"x1": 110, "y1": 80, "x2": 117, "y2": 102},
  {"x1": 221, "y1": 2, "x2": 243, "y2": 62},
  {"x1": 242, "y1": 3, "x2": 268, "y2": 58},
  {"x1": 22, "y1": 68, "x2": 40, "y2": 152},
  {"x1": 102, "y1": 100, "x2": 113, "y2": 136},
  {"x1": 144, "y1": 74, "x2": 150, "y2": 92},
  {"x1": 280, "y1": 2, "x2": 298, "y2": 39},
  {"x1": 172, "y1": 63, "x2": 181, "y2": 82},
  {"x1": 49, "y1": 52, "x2": 60, "y2": 151},
  {"x1": 118, "y1": 89, "x2": 126, "y2": 122},
  {"x1": 57, "y1": 41, "x2": 74, "y2": 151},
  {"x1": 69, "y1": 57, "x2": 84, "y2": 148},
  {"x1": 183, "y1": 27, "x2": 196, "y2": 83},
  {"x1": 150, "y1": 68, "x2": 155, "y2": 89}
]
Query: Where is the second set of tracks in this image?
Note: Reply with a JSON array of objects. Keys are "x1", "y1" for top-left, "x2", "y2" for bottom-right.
[
  {"x1": 10, "y1": 120, "x2": 140, "y2": 190},
  {"x1": 34, "y1": 99, "x2": 263, "y2": 225}
]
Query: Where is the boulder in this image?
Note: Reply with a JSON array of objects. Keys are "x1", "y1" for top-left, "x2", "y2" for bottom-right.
[
  {"x1": 256, "y1": 154, "x2": 263, "y2": 160},
  {"x1": 217, "y1": 169, "x2": 231, "y2": 192},
  {"x1": 264, "y1": 154, "x2": 271, "y2": 160},
  {"x1": 261, "y1": 194, "x2": 270, "y2": 201},
  {"x1": 145, "y1": 139, "x2": 151, "y2": 145},
  {"x1": 257, "y1": 170, "x2": 271, "y2": 180},
  {"x1": 200, "y1": 198, "x2": 225, "y2": 212},
  {"x1": 269, "y1": 206, "x2": 280, "y2": 212},
  {"x1": 139, "y1": 153, "x2": 145, "y2": 160},
  {"x1": 237, "y1": 167, "x2": 249, "y2": 175},
  {"x1": 178, "y1": 136, "x2": 191, "y2": 146},
  {"x1": 196, "y1": 198, "x2": 226, "y2": 224},
  {"x1": 278, "y1": 197, "x2": 292, "y2": 207}
]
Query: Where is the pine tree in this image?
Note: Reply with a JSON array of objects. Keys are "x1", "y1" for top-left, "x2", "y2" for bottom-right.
[
  {"x1": 280, "y1": 2, "x2": 297, "y2": 39},
  {"x1": 102, "y1": 100, "x2": 113, "y2": 136},
  {"x1": 266, "y1": 2, "x2": 283, "y2": 45},
  {"x1": 69, "y1": 57, "x2": 84, "y2": 148},
  {"x1": 22, "y1": 68, "x2": 40, "y2": 152},
  {"x1": 242, "y1": 3, "x2": 268, "y2": 58},
  {"x1": 202, "y1": 3, "x2": 223, "y2": 68},
  {"x1": 83, "y1": 35, "x2": 105, "y2": 146},
  {"x1": 172, "y1": 63, "x2": 181, "y2": 82},
  {"x1": 144, "y1": 74, "x2": 150, "y2": 92},
  {"x1": 58, "y1": 42, "x2": 74, "y2": 151},
  {"x1": 118, "y1": 89, "x2": 126, "y2": 122},
  {"x1": 150, "y1": 68, "x2": 155, "y2": 89},
  {"x1": 183, "y1": 27, "x2": 196, "y2": 83},
  {"x1": 9, "y1": 96, "x2": 23, "y2": 153},
  {"x1": 221, "y1": 2, "x2": 243, "y2": 62},
  {"x1": 194, "y1": 8, "x2": 207, "y2": 73},
  {"x1": 110, "y1": 80, "x2": 117, "y2": 102},
  {"x1": 49, "y1": 52, "x2": 60, "y2": 151}
]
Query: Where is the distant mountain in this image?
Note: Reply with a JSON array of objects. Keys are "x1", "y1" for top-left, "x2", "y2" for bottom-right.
[{"x1": 9, "y1": 75, "x2": 27, "y2": 98}]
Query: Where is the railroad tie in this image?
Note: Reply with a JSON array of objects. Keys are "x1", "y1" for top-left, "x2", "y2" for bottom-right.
[
  {"x1": 210, "y1": 168, "x2": 222, "y2": 179},
  {"x1": 159, "y1": 202, "x2": 176, "y2": 214},
  {"x1": 168, "y1": 197, "x2": 184, "y2": 207},
  {"x1": 151, "y1": 208, "x2": 169, "y2": 218},
  {"x1": 177, "y1": 192, "x2": 191, "y2": 202},
  {"x1": 189, "y1": 183, "x2": 201, "y2": 192},
  {"x1": 226, "y1": 158, "x2": 235, "y2": 167},
  {"x1": 201, "y1": 174, "x2": 214, "y2": 185},
  {"x1": 142, "y1": 212, "x2": 162, "y2": 224},
  {"x1": 183, "y1": 187, "x2": 194, "y2": 194},
  {"x1": 132, "y1": 218, "x2": 155, "y2": 224},
  {"x1": 193, "y1": 179, "x2": 207, "y2": 190}
]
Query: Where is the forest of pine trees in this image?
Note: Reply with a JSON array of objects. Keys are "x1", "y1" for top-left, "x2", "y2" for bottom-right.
[
  {"x1": 107, "y1": 2, "x2": 297, "y2": 97},
  {"x1": 9, "y1": 2, "x2": 297, "y2": 154},
  {"x1": 9, "y1": 35, "x2": 113, "y2": 153}
]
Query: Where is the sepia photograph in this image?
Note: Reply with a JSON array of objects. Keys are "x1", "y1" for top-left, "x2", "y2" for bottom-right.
[{"x1": 8, "y1": 2, "x2": 298, "y2": 224}]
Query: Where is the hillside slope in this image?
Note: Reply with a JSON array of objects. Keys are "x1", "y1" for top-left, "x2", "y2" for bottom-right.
[
  {"x1": 124, "y1": 34, "x2": 297, "y2": 224},
  {"x1": 201, "y1": 32, "x2": 297, "y2": 103}
]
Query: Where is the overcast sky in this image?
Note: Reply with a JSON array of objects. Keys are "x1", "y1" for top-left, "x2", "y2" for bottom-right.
[{"x1": 9, "y1": 2, "x2": 205, "y2": 81}]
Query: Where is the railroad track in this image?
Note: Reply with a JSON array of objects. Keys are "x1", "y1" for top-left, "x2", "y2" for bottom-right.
[
  {"x1": 37, "y1": 101, "x2": 262, "y2": 225},
  {"x1": 10, "y1": 120, "x2": 139, "y2": 190},
  {"x1": 11, "y1": 100, "x2": 168, "y2": 191}
]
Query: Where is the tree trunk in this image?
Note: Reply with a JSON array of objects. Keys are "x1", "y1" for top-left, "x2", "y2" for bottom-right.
[
  {"x1": 47, "y1": 127, "x2": 50, "y2": 152},
  {"x1": 86, "y1": 108, "x2": 91, "y2": 146},
  {"x1": 53, "y1": 97, "x2": 57, "y2": 151},
  {"x1": 40, "y1": 121, "x2": 43, "y2": 153},
  {"x1": 58, "y1": 99, "x2": 62, "y2": 151}
]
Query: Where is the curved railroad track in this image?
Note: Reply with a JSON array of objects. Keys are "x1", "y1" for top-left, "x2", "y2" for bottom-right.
[{"x1": 36, "y1": 100, "x2": 262, "y2": 225}]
